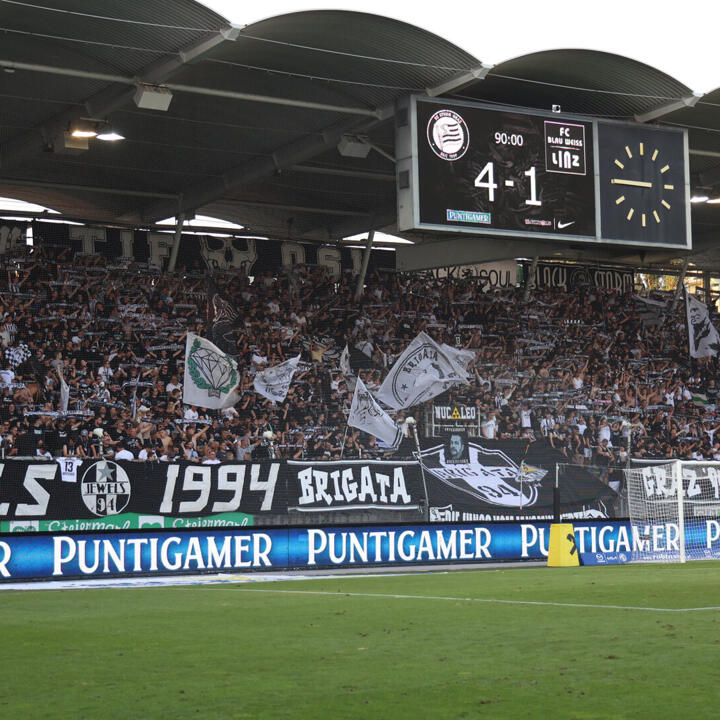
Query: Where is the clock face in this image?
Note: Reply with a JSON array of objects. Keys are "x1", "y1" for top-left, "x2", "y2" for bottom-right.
[{"x1": 597, "y1": 123, "x2": 689, "y2": 246}]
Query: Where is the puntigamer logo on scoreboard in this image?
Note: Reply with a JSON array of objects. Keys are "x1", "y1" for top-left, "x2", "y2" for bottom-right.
[
  {"x1": 446, "y1": 210, "x2": 491, "y2": 224},
  {"x1": 427, "y1": 109, "x2": 469, "y2": 161}
]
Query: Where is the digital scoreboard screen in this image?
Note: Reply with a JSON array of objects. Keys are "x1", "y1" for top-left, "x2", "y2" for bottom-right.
[{"x1": 396, "y1": 96, "x2": 691, "y2": 249}]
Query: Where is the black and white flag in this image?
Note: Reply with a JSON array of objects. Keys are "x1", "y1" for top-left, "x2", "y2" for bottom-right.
[
  {"x1": 348, "y1": 377, "x2": 401, "y2": 447},
  {"x1": 375, "y1": 332, "x2": 470, "y2": 410},
  {"x1": 685, "y1": 290, "x2": 720, "y2": 358},
  {"x1": 207, "y1": 276, "x2": 241, "y2": 355},
  {"x1": 254, "y1": 355, "x2": 301, "y2": 403},
  {"x1": 632, "y1": 295, "x2": 666, "y2": 328}
]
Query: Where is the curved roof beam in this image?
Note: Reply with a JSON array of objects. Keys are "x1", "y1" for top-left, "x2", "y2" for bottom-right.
[
  {"x1": 634, "y1": 92, "x2": 704, "y2": 123},
  {"x1": 140, "y1": 109, "x2": 392, "y2": 223},
  {"x1": 426, "y1": 63, "x2": 493, "y2": 97}
]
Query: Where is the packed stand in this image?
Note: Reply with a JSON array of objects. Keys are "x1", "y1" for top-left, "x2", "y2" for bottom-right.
[{"x1": 0, "y1": 244, "x2": 716, "y2": 471}]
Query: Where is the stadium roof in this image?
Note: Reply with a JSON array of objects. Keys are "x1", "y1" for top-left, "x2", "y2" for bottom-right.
[{"x1": 0, "y1": 1, "x2": 719, "y2": 266}]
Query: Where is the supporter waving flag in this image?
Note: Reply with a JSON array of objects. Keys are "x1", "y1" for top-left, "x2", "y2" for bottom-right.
[
  {"x1": 348, "y1": 377, "x2": 402, "y2": 448},
  {"x1": 375, "y1": 332, "x2": 470, "y2": 410},
  {"x1": 685, "y1": 289, "x2": 720, "y2": 359},
  {"x1": 254, "y1": 355, "x2": 301, "y2": 404},
  {"x1": 183, "y1": 333, "x2": 241, "y2": 409}
]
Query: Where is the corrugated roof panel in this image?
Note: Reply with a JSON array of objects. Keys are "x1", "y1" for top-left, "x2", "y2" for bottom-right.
[
  {"x1": 0, "y1": 0, "x2": 230, "y2": 76},
  {"x1": 200, "y1": 10, "x2": 481, "y2": 111},
  {"x1": 463, "y1": 50, "x2": 692, "y2": 119}
]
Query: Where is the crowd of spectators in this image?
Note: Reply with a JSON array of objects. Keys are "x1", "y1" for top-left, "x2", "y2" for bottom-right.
[{"x1": 0, "y1": 242, "x2": 717, "y2": 473}]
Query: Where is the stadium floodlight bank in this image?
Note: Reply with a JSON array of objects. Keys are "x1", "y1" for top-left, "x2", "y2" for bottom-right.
[{"x1": 625, "y1": 460, "x2": 720, "y2": 563}]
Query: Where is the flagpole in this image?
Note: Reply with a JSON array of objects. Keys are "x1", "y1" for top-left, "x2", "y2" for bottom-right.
[
  {"x1": 131, "y1": 373, "x2": 139, "y2": 420},
  {"x1": 405, "y1": 417, "x2": 429, "y2": 523},
  {"x1": 340, "y1": 425, "x2": 349, "y2": 460}
]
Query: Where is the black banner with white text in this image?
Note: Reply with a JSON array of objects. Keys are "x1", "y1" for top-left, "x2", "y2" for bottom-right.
[{"x1": 0, "y1": 442, "x2": 618, "y2": 532}]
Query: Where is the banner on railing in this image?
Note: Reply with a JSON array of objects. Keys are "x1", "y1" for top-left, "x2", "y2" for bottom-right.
[
  {"x1": 524, "y1": 262, "x2": 634, "y2": 292},
  {"x1": 0, "y1": 442, "x2": 618, "y2": 533}
]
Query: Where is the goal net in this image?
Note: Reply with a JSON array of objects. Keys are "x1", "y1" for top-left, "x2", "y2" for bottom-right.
[{"x1": 625, "y1": 460, "x2": 720, "y2": 563}]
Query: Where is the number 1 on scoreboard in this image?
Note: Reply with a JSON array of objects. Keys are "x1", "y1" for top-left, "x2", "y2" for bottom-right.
[{"x1": 474, "y1": 162, "x2": 542, "y2": 207}]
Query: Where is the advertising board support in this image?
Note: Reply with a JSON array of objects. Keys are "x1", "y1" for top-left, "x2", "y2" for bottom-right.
[{"x1": 406, "y1": 417, "x2": 429, "y2": 521}]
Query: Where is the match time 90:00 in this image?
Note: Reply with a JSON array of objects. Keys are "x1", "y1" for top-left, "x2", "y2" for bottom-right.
[{"x1": 494, "y1": 132, "x2": 524, "y2": 146}]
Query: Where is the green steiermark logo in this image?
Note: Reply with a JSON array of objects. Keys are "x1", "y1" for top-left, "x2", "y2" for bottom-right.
[
  {"x1": 188, "y1": 338, "x2": 237, "y2": 398},
  {"x1": 1, "y1": 512, "x2": 254, "y2": 533}
]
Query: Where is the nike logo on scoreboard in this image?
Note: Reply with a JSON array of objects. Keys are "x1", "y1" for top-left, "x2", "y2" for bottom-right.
[{"x1": 557, "y1": 220, "x2": 575, "y2": 229}]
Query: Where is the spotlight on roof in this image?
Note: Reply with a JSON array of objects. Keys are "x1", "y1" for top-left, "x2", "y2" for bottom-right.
[
  {"x1": 69, "y1": 119, "x2": 97, "y2": 138},
  {"x1": 96, "y1": 122, "x2": 125, "y2": 142},
  {"x1": 133, "y1": 83, "x2": 173, "y2": 112}
]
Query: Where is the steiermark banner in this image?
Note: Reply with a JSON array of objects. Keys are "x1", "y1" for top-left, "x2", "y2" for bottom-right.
[{"x1": 1, "y1": 511, "x2": 254, "y2": 534}]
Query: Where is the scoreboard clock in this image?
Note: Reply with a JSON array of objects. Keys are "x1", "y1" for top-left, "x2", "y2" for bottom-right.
[
  {"x1": 597, "y1": 122, "x2": 690, "y2": 246},
  {"x1": 396, "y1": 96, "x2": 691, "y2": 249}
]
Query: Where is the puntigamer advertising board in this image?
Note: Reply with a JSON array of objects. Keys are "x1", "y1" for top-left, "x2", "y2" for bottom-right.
[
  {"x1": 396, "y1": 96, "x2": 691, "y2": 249},
  {"x1": 3, "y1": 520, "x2": 720, "y2": 580}
]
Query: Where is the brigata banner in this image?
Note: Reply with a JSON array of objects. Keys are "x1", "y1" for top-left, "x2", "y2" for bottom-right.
[
  {"x1": 3, "y1": 519, "x2": 720, "y2": 580},
  {"x1": 0, "y1": 459, "x2": 425, "y2": 532},
  {"x1": 0, "y1": 447, "x2": 617, "y2": 532}
]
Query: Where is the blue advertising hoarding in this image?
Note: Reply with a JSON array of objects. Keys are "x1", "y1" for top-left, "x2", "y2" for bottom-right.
[{"x1": 2, "y1": 519, "x2": 720, "y2": 581}]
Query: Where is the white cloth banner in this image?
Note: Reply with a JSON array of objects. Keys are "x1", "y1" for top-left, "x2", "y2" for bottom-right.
[
  {"x1": 59, "y1": 376, "x2": 70, "y2": 413},
  {"x1": 348, "y1": 377, "x2": 401, "y2": 447},
  {"x1": 686, "y1": 290, "x2": 720, "y2": 358},
  {"x1": 339, "y1": 343, "x2": 352, "y2": 376},
  {"x1": 375, "y1": 332, "x2": 469, "y2": 410},
  {"x1": 183, "y1": 333, "x2": 241, "y2": 409},
  {"x1": 254, "y1": 355, "x2": 301, "y2": 403},
  {"x1": 440, "y1": 343, "x2": 476, "y2": 373},
  {"x1": 633, "y1": 295, "x2": 666, "y2": 328}
]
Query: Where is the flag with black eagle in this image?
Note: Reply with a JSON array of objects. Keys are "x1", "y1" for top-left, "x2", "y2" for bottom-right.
[{"x1": 206, "y1": 275, "x2": 241, "y2": 355}]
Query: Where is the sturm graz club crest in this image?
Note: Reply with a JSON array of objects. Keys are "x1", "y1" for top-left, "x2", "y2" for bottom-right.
[
  {"x1": 427, "y1": 109, "x2": 469, "y2": 161},
  {"x1": 188, "y1": 337, "x2": 237, "y2": 398},
  {"x1": 419, "y1": 442, "x2": 548, "y2": 508},
  {"x1": 81, "y1": 460, "x2": 131, "y2": 517}
]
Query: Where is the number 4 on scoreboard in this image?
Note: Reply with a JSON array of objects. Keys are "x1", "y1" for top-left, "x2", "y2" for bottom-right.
[{"x1": 474, "y1": 162, "x2": 542, "y2": 207}]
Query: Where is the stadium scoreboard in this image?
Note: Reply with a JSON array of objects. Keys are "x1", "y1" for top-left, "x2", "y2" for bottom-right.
[{"x1": 396, "y1": 96, "x2": 691, "y2": 249}]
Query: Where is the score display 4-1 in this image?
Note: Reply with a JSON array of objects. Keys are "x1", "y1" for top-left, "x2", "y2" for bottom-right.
[{"x1": 407, "y1": 99, "x2": 596, "y2": 239}]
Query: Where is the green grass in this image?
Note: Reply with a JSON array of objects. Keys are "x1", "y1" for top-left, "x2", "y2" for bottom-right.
[{"x1": 3, "y1": 563, "x2": 720, "y2": 719}]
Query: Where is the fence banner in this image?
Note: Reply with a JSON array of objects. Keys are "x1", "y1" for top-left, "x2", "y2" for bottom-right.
[
  {"x1": 3, "y1": 519, "x2": 720, "y2": 580},
  {"x1": 525, "y1": 262, "x2": 634, "y2": 292},
  {"x1": 422, "y1": 439, "x2": 617, "y2": 522},
  {"x1": 0, "y1": 445, "x2": 617, "y2": 533}
]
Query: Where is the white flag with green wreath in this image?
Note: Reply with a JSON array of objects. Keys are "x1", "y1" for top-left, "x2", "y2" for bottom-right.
[{"x1": 183, "y1": 333, "x2": 241, "y2": 409}]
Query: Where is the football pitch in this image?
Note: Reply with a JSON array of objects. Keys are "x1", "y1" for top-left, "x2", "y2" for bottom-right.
[{"x1": 2, "y1": 563, "x2": 720, "y2": 719}]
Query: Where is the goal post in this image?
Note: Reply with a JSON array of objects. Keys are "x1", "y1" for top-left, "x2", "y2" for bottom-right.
[{"x1": 625, "y1": 459, "x2": 720, "y2": 563}]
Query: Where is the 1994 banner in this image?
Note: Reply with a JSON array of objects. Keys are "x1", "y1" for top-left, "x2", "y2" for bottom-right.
[{"x1": 0, "y1": 440, "x2": 617, "y2": 533}]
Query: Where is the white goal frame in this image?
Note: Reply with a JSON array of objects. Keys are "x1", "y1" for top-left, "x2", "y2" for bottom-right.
[{"x1": 625, "y1": 459, "x2": 720, "y2": 563}]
